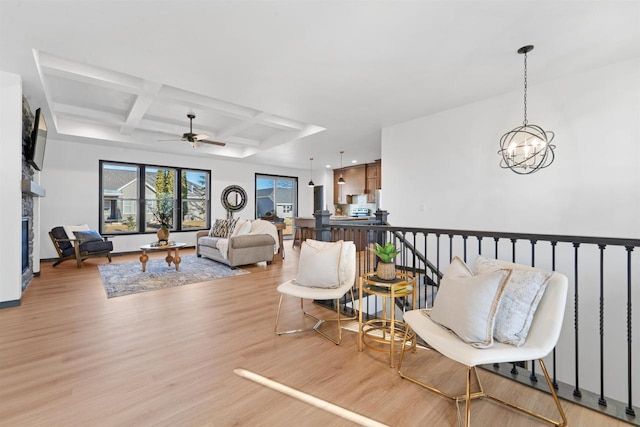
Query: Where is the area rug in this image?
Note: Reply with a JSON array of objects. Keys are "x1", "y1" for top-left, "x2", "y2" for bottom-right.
[{"x1": 98, "y1": 255, "x2": 249, "y2": 298}]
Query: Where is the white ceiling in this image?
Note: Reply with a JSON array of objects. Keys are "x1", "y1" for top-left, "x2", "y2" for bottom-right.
[{"x1": 1, "y1": 1, "x2": 638, "y2": 170}]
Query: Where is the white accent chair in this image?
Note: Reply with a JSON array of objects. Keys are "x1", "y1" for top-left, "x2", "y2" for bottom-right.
[
  {"x1": 274, "y1": 240, "x2": 356, "y2": 345},
  {"x1": 398, "y1": 259, "x2": 569, "y2": 427}
]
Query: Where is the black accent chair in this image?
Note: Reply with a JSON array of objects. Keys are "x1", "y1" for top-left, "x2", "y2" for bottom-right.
[{"x1": 49, "y1": 227, "x2": 113, "y2": 268}]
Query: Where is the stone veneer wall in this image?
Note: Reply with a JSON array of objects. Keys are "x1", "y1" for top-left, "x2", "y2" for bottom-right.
[{"x1": 21, "y1": 97, "x2": 35, "y2": 290}]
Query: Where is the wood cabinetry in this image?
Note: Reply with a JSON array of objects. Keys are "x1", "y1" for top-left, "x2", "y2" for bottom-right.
[
  {"x1": 333, "y1": 165, "x2": 366, "y2": 204},
  {"x1": 333, "y1": 160, "x2": 382, "y2": 204},
  {"x1": 365, "y1": 160, "x2": 381, "y2": 203}
]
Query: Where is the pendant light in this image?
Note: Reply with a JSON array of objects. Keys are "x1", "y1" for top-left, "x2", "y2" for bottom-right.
[
  {"x1": 498, "y1": 45, "x2": 555, "y2": 175},
  {"x1": 338, "y1": 151, "x2": 346, "y2": 184},
  {"x1": 308, "y1": 157, "x2": 315, "y2": 187}
]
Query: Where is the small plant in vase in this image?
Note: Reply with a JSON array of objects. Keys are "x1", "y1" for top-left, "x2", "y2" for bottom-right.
[
  {"x1": 153, "y1": 195, "x2": 174, "y2": 244},
  {"x1": 370, "y1": 242, "x2": 400, "y2": 280}
]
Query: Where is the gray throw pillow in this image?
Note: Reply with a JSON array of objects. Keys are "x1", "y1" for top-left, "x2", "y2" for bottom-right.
[{"x1": 73, "y1": 230, "x2": 103, "y2": 243}]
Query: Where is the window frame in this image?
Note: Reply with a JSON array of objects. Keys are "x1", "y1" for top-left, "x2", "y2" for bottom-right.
[
  {"x1": 99, "y1": 160, "x2": 211, "y2": 236},
  {"x1": 255, "y1": 173, "x2": 298, "y2": 237}
]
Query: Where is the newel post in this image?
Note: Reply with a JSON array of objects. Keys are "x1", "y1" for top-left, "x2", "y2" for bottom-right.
[{"x1": 314, "y1": 210, "x2": 331, "y2": 242}]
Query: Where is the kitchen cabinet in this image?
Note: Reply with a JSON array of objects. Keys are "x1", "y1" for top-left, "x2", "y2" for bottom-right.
[
  {"x1": 333, "y1": 161, "x2": 381, "y2": 204},
  {"x1": 365, "y1": 160, "x2": 381, "y2": 203},
  {"x1": 333, "y1": 165, "x2": 366, "y2": 204}
]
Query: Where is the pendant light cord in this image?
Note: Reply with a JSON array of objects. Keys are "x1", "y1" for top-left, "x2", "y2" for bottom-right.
[{"x1": 523, "y1": 51, "x2": 528, "y2": 126}]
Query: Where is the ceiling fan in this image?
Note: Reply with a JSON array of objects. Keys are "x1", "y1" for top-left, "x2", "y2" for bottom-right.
[{"x1": 161, "y1": 113, "x2": 226, "y2": 148}]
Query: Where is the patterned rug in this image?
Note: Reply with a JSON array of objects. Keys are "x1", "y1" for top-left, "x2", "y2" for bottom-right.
[{"x1": 98, "y1": 255, "x2": 249, "y2": 298}]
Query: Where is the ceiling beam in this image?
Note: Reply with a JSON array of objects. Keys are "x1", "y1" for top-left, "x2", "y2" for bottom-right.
[{"x1": 120, "y1": 81, "x2": 163, "y2": 135}]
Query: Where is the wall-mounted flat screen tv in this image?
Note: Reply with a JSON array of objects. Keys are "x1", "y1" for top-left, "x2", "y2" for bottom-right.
[{"x1": 28, "y1": 108, "x2": 47, "y2": 171}]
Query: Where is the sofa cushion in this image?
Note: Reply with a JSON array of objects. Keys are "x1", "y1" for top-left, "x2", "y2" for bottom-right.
[
  {"x1": 198, "y1": 236, "x2": 223, "y2": 248},
  {"x1": 210, "y1": 218, "x2": 237, "y2": 237},
  {"x1": 231, "y1": 219, "x2": 252, "y2": 237},
  {"x1": 60, "y1": 238, "x2": 113, "y2": 257},
  {"x1": 80, "y1": 239, "x2": 113, "y2": 254}
]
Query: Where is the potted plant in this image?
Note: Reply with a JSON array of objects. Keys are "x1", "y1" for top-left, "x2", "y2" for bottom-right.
[
  {"x1": 370, "y1": 242, "x2": 400, "y2": 280},
  {"x1": 153, "y1": 195, "x2": 174, "y2": 243}
]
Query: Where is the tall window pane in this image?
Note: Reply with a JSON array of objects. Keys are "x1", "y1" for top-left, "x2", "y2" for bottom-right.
[
  {"x1": 181, "y1": 170, "x2": 208, "y2": 229},
  {"x1": 256, "y1": 177, "x2": 275, "y2": 217},
  {"x1": 255, "y1": 174, "x2": 297, "y2": 236},
  {"x1": 145, "y1": 167, "x2": 176, "y2": 231},
  {"x1": 101, "y1": 163, "x2": 139, "y2": 233}
]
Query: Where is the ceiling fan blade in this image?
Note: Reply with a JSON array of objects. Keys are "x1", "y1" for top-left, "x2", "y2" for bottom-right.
[
  {"x1": 200, "y1": 139, "x2": 226, "y2": 147},
  {"x1": 194, "y1": 134, "x2": 210, "y2": 141}
]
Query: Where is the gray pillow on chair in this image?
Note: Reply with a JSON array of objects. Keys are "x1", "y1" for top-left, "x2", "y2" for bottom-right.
[{"x1": 73, "y1": 230, "x2": 103, "y2": 243}]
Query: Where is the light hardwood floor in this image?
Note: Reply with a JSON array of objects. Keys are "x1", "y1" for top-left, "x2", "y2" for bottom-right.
[{"x1": 0, "y1": 242, "x2": 623, "y2": 426}]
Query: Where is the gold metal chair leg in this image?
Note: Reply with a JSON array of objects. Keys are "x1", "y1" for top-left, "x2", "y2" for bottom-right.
[
  {"x1": 274, "y1": 289, "x2": 357, "y2": 345},
  {"x1": 398, "y1": 351, "x2": 567, "y2": 427},
  {"x1": 483, "y1": 360, "x2": 567, "y2": 426},
  {"x1": 465, "y1": 366, "x2": 471, "y2": 427},
  {"x1": 274, "y1": 295, "x2": 284, "y2": 333}
]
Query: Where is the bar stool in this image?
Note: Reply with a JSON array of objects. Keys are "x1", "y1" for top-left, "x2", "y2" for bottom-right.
[{"x1": 293, "y1": 226, "x2": 308, "y2": 247}]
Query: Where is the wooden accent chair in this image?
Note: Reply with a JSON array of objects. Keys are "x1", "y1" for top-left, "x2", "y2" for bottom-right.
[{"x1": 49, "y1": 227, "x2": 113, "y2": 268}]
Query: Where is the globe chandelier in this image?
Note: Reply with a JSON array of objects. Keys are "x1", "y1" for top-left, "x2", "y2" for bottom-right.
[{"x1": 498, "y1": 45, "x2": 555, "y2": 175}]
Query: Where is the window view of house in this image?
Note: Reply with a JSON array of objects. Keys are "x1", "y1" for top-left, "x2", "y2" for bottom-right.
[
  {"x1": 101, "y1": 163, "x2": 140, "y2": 232},
  {"x1": 255, "y1": 174, "x2": 297, "y2": 236},
  {"x1": 181, "y1": 169, "x2": 209, "y2": 230},
  {"x1": 100, "y1": 161, "x2": 210, "y2": 234}
]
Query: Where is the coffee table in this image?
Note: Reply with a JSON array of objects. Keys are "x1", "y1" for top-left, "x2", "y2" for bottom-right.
[{"x1": 139, "y1": 242, "x2": 186, "y2": 272}]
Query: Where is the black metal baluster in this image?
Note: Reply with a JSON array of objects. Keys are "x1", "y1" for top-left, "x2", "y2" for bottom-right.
[
  {"x1": 478, "y1": 236, "x2": 483, "y2": 256},
  {"x1": 463, "y1": 235, "x2": 468, "y2": 263},
  {"x1": 551, "y1": 241, "x2": 559, "y2": 389},
  {"x1": 598, "y1": 244, "x2": 607, "y2": 407},
  {"x1": 436, "y1": 234, "x2": 441, "y2": 288},
  {"x1": 573, "y1": 242, "x2": 582, "y2": 398},
  {"x1": 625, "y1": 246, "x2": 635, "y2": 417},
  {"x1": 424, "y1": 233, "x2": 429, "y2": 309},
  {"x1": 510, "y1": 238, "x2": 518, "y2": 376},
  {"x1": 530, "y1": 239, "x2": 538, "y2": 383},
  {"x1": 449, "y1": 234, "x2": 453, "y2": 263},
  {"x1": 494, "y1": 237, "x2": 499, "y2": 258}
]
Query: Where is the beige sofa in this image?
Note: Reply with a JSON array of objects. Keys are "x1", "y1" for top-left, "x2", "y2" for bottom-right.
[{"x1": 196, "y1": 219, "x2": 278, "y2": 267}]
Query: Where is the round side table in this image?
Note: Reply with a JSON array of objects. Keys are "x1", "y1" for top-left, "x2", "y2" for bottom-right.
[{"x1": 358, "y1": 271, "x2": 417, "y2": 367}]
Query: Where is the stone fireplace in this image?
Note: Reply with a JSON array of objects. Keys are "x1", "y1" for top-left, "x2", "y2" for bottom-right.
[{"x1": 21, "y1": 97, "x2": 39, "y2": 290}]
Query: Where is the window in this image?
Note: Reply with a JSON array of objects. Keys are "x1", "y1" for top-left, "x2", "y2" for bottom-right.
[
  {"x1": 255, "y1": 174, "x2": 297, "y2": 236},
  {"x1": 100, "y1": 161, "x2": 210, "y2": 235}
]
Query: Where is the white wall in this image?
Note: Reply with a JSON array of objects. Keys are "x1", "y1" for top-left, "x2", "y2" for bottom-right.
[
  {"x1": 383, "y1": 58, "x2": 640, "y2": 238},
  {"x1": 38, "y1": 141, "x2": 321, "y2": 258},
  {"x1": 0, "y1": 71, "x2": 23, "y2": 304},
  {"x1": 381, "y1": 58, "x2": 640, "y2": 402}
]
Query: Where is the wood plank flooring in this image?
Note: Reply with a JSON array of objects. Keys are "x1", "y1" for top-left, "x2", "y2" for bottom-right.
[{"x1": 0, "y1": 242, "x2": 623, "y2": 426}]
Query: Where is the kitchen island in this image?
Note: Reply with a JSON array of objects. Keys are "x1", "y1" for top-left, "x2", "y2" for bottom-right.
[{"x1": 293, "y1": 215, "x2": 379, "y2": 250}]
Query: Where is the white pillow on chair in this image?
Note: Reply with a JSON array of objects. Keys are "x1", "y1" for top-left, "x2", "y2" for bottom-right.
[
  {"x1": 474, "y1": 256, "x2": 553, "y2": 346},
  {"x1": 293, "y1": 240, "x2": 344, "y2": 289},
  {"x1": 429, "y1": 264, "x2": 511, "y2": 349},
  {"x1": 63, "y1": 224, "x2": 90, "y2": 240}
]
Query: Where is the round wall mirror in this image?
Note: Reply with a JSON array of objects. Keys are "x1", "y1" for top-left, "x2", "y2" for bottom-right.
[{"x1": 221, "y1": 185, "x2": 247, "y2": 213}]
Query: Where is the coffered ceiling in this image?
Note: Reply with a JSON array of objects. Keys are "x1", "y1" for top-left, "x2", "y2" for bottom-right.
[
  {"x1": 1, "y1": 1, "x2": 638, "y2": 170},
  {"x1": 32, "y1": 49, "x2": 326, "y2": 160}
]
